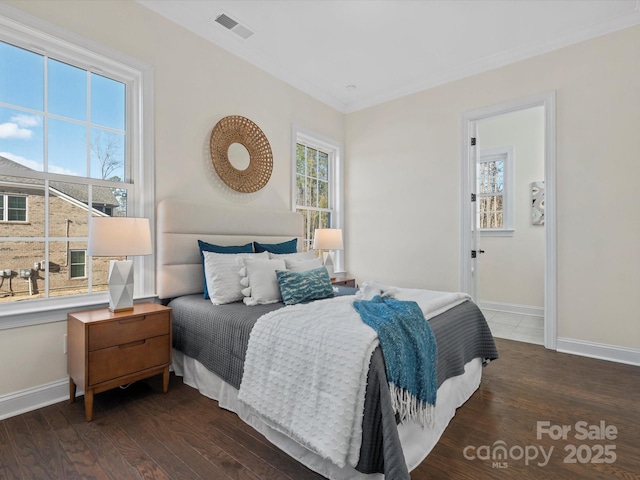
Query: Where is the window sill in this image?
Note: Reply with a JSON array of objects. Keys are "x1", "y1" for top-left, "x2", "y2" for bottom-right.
[
  {"x1": 480, "y1": 229, "x2": 514, "y2": 237},
  {"x1": 0, "y1": 293, "x2": 158, "y2": 330}
]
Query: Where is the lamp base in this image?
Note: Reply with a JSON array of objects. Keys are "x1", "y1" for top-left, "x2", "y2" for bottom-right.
[
  {"x1": 322, "y1": 252, "x2": 335, "y2": 279},
  {"x1": 108, "y1": 260, "x2": 134, "y2": 312},
  {"x1": 109, "y1": 306, "x2": 134, "y2": 313}
]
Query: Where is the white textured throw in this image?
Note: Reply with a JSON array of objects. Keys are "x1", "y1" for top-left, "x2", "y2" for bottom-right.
[
  {"x1": 238, "y1": 284, "x2": 472, "y2": 470},
  {"x1": 238, "y1": 295, "x2": 379, "y2": 468}
]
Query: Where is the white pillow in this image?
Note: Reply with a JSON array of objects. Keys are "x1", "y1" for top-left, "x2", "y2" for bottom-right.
[
  {"x1": 203, "y1": 251, "x2": 268, "y2": 305},
  {"x1": 240, "y1": 257, "x2": 287, "y2": 306},
  {"x1": 268, "y1": 251, "x2": 316, "y2": 261},
  {"x1": 284, "y1": 257, "x2": 323, "y2": 272}
]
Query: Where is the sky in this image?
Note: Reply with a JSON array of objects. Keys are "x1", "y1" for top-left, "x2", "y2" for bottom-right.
[{"x1": 0, "y1": 40, "x2": 126, "y2": 181}]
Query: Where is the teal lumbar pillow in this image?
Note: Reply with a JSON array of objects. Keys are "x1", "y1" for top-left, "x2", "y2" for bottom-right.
[{"x1": 276, "y1": 267, "x2": 335, "y2": 305}]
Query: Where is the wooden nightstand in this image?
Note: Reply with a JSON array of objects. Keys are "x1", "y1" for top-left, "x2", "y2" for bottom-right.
[
  {"x1": 67, "y1": 303, "x2": 172, "y2": 421},
  {"x1": 331, "y1": 274, "x2": 356, "y2": 288}
]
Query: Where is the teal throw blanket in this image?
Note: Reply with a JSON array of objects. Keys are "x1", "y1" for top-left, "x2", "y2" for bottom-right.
[{"x1": 353, "y1": 295, "x2": 437, "y2": 427}]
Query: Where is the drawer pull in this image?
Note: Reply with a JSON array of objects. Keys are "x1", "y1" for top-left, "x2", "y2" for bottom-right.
[
  {"x1": 119, "y1": 339, "x2": 145, "y2": 349},
  {"x1": 119, "y1": 316, "x2": 145, "y2": 324}
]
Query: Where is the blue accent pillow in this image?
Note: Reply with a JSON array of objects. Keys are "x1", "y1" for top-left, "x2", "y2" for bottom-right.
[
  {"x1": 254, "y1": 238, "x2": 297, "y2": 254},
  {"x1": 198, "y1": 240, "x2": 253, "y2": 299},
  {"x1": 276, "y1": 267, "x2": 335, "y2": 305}
]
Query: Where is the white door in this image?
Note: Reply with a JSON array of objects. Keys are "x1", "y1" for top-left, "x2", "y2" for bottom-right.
[{"x1": 469, "y1": 123, "x2": 482, "y2": 302}]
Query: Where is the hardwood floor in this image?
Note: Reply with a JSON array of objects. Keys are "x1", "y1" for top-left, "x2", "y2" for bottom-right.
[{"x1": 1, "y1": 338, "x2": 638, "y2": 479}]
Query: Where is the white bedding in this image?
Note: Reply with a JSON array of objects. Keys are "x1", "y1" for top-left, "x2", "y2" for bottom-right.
[
  {"x1": 356, "y1": 281, "x2": 471, "y2": 319},
  {"x1": 238, "y1": 287, "x2": 474, "y2": 471}
]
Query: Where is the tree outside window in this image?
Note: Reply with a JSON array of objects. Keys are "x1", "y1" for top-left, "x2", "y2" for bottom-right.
[
  {"x1": 295, "y1": 143, "x2": 332, "y2": 252},
  {"x1": 477, "y1": 146, "x2": 514, "y2": 235}
]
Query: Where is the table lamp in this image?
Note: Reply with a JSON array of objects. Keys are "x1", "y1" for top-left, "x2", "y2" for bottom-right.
[
  {"x1": 313, "y1": 228, "x2": 343, "y2": 279},
  {"x1": 88, "y1": 217, "x2": 152, "y2": 312}
]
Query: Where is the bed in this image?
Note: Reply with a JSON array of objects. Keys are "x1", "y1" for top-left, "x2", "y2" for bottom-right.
[{"x1": 156, "y1": 198, "x2": 498, "y2": 480}]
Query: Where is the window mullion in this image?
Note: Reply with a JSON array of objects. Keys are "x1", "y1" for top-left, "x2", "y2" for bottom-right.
[
  {"x1": 86, "y1": 69, "x2": 92, "y2": 179},
  {"x1": 44, "y1": 178, "x2": 50, "y2": 298},
  {"x1": 43, "y1": 53, "x2": 49, "y2": 174}
]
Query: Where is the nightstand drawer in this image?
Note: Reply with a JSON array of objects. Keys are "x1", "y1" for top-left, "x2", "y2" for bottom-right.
[
  {"x1": 331, "y1": 277, "x2": 356, "y2": 288},
  {"x1": 88, "y1": 312, "x2": 170, "y2": 351},
  {"x1": 88, "y1": 334, "x2": 170, "y2": 385}
]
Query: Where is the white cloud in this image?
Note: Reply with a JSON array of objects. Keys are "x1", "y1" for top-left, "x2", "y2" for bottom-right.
[
  {"x1": 0, "y1": 122, "x2": 33, "y2": 139},
  {"x1": 48, "y1": 164, "x2": 81, "y2": 176},
  {"x1": 10, "y1": 114, "x2": 41, "y2": 128}
]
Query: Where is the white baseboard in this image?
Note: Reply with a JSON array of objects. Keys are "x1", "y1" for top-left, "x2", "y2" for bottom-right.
[
  {"x1": 478, "y1": 301, "x2": 544, "y2": 317},
  {"x1": 557, "y1": 338, "x2": 640, "y2": 367},
  {"x1": 0, "y1": 378, "x2": 81, "y2": 421}
]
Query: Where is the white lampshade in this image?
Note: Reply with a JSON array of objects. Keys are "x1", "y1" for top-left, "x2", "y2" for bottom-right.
[
  {"x1": 313, "y1": 228, "x2": 343, "y2": 279},
  {"x1": 88, "y1": 217, "x2": 152, "y2": 257},
  {"x1": 88, "y1": 217, "x2": 152, "y2": 312},
  {"x1": 313, "y1": 228, "x2": 344, "y2": 250}
]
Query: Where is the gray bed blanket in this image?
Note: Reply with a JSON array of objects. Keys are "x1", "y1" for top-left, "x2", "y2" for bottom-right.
[
  {"x1": 169, "y1": 293, "x2": 498, "y2": 478},
  {"x1": 356, "y1": 299, "x2": 499, "y2": 475}
]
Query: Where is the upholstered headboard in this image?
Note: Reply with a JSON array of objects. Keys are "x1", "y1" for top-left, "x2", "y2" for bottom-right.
[{"x1": 156, "y1": 199, "x2": 304, "y2": 300}]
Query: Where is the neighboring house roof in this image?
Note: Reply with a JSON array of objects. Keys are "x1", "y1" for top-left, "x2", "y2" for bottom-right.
[
  {"x1": 0, "y1": 155, "x2": 119, "y2": 207},
  {"x1": 0, "y1": 155, "x2": 35, "y2": 177}
]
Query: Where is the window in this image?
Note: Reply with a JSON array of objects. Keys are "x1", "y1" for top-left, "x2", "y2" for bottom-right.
[
  {"x1": 296, "y1": 143, "x2": 331, "y2": 250},
  {"x1": 293, "y1": 129, "x2": 343, "y2": 267},
  {"x1": 1, "y1": 194, "x2": 27, "y2": 222},
  {"x1": 69, "y1": 250, "x2": 86, "y2": 279},
  {"x1": 0, "y1": 9, "x2": 154, "y2": 324},
  {"x1": 477, "y1": 146, "x2": 514, "y2": 235}
]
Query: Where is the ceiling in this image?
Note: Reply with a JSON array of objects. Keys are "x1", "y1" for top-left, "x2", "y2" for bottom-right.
[{"x1": 137, "y1": 0, "x2": 640, "y2": 113}]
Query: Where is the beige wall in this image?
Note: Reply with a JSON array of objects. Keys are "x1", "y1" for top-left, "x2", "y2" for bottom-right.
[
  {"x1": 346, "y1": 25, "x2": 640, "y2": 349},
  {"x1": 477, "y1": 107, "x2": 545, "y2": 308},
  {"x1": 0, "y1": 321, "x2": 67, "y2": 394},
  {"x1": 0, "y1": 0, "x2": 344, "y2": 396}
]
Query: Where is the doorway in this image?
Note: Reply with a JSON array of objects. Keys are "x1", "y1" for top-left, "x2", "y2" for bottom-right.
[
  {"x1": 460, "y1": 92, "x2": 557, "y2": 350},
  {"x1": 477, "y1": 108, "x2": 544, "y2": 344}
]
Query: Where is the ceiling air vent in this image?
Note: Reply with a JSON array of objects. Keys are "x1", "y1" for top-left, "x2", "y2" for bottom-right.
[{"x1": 214, "y1": 13, "x2": 254, "y2": 40}]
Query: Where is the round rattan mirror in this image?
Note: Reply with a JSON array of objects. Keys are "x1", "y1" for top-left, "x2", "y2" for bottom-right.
[{"x1": 209, "y1": 116, "x2": 273, "y2": 193}]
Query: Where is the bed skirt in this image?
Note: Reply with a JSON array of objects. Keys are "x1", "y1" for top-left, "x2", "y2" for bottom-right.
[{"x1": 171, "y1": 349, "x2": 482, "y2": 480}]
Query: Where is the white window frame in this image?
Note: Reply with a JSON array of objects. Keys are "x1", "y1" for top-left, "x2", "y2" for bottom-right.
[
  {"x1": 0, "y1": 193, "x2": 28, "y2": 222},
  {"x1": 0, "y1": 5, "x2": 155, "y2": 329},
  {"x1": 292, "y1": 126, "x2": 344, "y2": 273},
  {"x1": 69, "y1": 250, "x2": 87, "y2": 280},
  {"x1": 478, "y1": 146, "x2": 514, "y2": 236}
]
